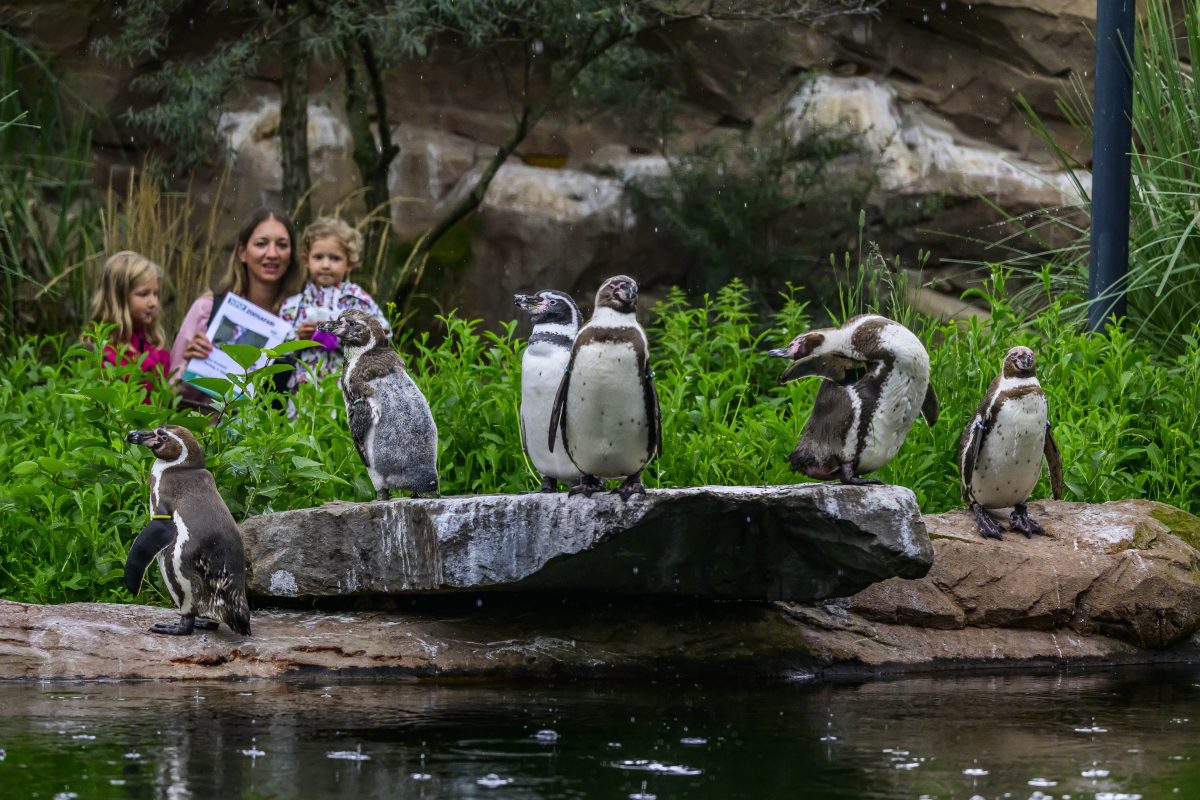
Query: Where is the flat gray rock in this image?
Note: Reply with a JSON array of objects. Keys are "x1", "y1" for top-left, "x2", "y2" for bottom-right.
[{"x1": 242, "y1": 485, "x2": 932, "y2": 603}]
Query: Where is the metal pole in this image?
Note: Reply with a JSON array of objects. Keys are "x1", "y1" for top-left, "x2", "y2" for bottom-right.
[{"x1": 1087, "y1": 0, "x2": 1136, "y2": 332}]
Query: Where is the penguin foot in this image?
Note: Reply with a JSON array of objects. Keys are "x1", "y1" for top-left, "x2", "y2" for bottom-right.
[
  {"x1": 375, "y1": 489, "x2": 392, "y2": 501},
  {"x1": 150, "y1": 615, "x2": 197, "y2": 636},
  {"x1": 838, "y1": 463, "x2": 882, "y2": 486},
  {"x1": 972, "y1": 503, "x2": 1005, "y2": 541},
  {"x1": 613, "y1": 475, "x2": 646, "y2": 501},
  {"x1": 539, "y1": 476, "x2": 560, "y2": 493},
  {"x1": 194, "y1": 618, "x2": 219, "y2": 631},
  {"x1": 568, "y1": 475, "x2": 604, "y2": 497},
  {"x1": 1010, "y1": 503, "x2": 1044, "y2": 538}
]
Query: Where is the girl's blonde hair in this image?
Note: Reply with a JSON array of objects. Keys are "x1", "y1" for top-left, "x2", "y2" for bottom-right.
[
  {"x1": 88, "y1": 250, "x2": 166, "y2": 347},
  {"x1": 301, "y1": 216, "x2": 362, "y2": 268},
  {"x1": 216, "y1": 207, "x2": 305, "y2": 312}
]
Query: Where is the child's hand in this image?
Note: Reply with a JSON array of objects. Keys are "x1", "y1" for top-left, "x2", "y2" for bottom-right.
[
  {"x1": 182, "y1": 332, "x2": 213, "y2": 360},
  {"x1": 296, "y1": 323, "x2": 317, "y2": 340}
]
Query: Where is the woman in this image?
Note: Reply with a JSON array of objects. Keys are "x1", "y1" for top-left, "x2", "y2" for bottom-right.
[{"x1": 170, "y1": 207, "x2": 305, "y2": 381}]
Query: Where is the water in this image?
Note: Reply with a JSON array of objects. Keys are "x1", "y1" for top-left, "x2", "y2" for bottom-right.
[{"x1": 2, "y1": 668, "x2": 1199, "y2": 798}]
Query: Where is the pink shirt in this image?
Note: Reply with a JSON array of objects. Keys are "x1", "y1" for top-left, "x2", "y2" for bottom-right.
[
  {"x1": 169, "y1": 293, "x2": 214, "y2": 383},
  {"x1": 103, "y1": 329, "x2": 171, "y2": 402}
]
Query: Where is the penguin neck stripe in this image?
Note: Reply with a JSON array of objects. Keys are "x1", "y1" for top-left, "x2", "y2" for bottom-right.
[
  {"x1": 530, "y1": 331, "x2": 574, "y2": 348},
  {"x1": 533, "y1": 321, "x2": 578, "y2": 339}
]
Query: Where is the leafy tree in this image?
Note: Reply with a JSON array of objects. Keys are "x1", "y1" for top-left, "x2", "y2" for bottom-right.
[{"x1": 98, "y1": 0, "x2": 876, "y2": 308}]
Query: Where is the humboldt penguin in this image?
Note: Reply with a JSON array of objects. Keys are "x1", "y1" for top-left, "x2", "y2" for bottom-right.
[
  {"x1": 125, "y1": 425, "x2": 251, "y2": 636},
  {"x1": 515, "y1": 290, "x2": 583, "y2": 491},
  {"x1": 548, "y1": 275, "x2": 661, "y2": 500},
  {"x1": 317, "y1": 309, "x2": 439, "y2": 499},
  {"x1": 769, "y1": 314, "x2": 938, "y2": 485},
  {"x1": 959, "y1": 346, "x2": 1064, "y2": 540}
]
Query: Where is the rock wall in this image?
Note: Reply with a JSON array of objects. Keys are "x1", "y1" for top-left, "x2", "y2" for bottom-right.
[{"x1": 2, "y1": 0, "x2": 1097, "y2": 324}]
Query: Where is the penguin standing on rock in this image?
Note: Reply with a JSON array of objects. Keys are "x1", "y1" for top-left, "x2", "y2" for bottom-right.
[
  {"x1": 549, "y1": 275, "x2": 660, "y2": 500},
  {"x1": 959, "y1": 346, "x2": 1064, "y2": 540},
  {"x1": 125, "y1": 425, "x2": 251, "y2": 636},
  {"x1": 317, "y1": 309, "x2": 439, "y2": 500},
  {"x1": 769, "y1": 314, "x2": 938, "y2": 484},
  {"x1": 515, "y1": 290, "x2": 583, "y2": 491}
]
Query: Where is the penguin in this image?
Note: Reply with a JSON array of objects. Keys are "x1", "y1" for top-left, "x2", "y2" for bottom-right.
[
  {"x1": 769, "y1": 314, "x2": 938, "y2": 485},
  {"x1": 125, "y1": 425, "x2": 251, "y2": 636},
  {"x1": 514, "y1": 289, "x2": 584, "y2": 491},
  {"x1": 316, "y1": 309, "x2": 439, "y2": 500},
  {"x1": 548, "y1": 275, "x2": 661, "y2": 500},
  {"x1": 958, "y1": 345, "x2": 1064, "y2": 540}
]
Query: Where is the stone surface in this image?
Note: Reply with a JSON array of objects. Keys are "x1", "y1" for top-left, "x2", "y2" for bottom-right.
[
  {"x1": 849, "y1": 500, "x2": 1200, "y2": 649},
  {"x1": 242, "y1": 484, "x2": 933, "y2": 603},
  {"x1": 3, "y1": 500, "x2": 1199, "y2": 682}
]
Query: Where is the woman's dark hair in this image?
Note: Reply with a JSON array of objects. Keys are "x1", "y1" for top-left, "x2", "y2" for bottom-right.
[{"x1": 216, "y1": 206, "x2": 305, "y2": 312}]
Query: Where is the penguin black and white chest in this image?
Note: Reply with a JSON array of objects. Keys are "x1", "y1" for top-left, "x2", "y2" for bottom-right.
[
  {"x1": 548, "y1": 275, "x2": 661, "y2": 499},
  {"x1": 318, "y1": 309, "x2": 439, "y2": 500},
  {"x1": 125, "y1": 425, "x2": 250, "y2": 636},
  {"x1": 515, "y1": 289, "x2": 583, "y2": 491},
  {"x1": 769, "y1": 314, "x2": 938, "y2": 484},
  {"x1": 959, "y1": 346, "x2": 1064, "y2": 540}
]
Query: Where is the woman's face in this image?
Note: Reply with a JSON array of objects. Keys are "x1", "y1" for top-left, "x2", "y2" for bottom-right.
[{"x1": 238, "y1": 217, "x2": 292, "y2": 287}]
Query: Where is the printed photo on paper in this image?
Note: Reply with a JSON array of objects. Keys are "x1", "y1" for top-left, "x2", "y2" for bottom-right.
[{"x1": 182, "y1": 293, "x2": 291, "y2": 396}]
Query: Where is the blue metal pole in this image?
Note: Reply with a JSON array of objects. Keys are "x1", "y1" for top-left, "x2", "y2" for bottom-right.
[{"x1": 1087, "y1": 0, "x2": 1136, "y2": 331}]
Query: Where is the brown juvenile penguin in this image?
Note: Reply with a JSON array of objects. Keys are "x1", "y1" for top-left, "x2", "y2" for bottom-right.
[
  {"x1": 317, "y1": 309, "x2": 439, "y2": 499},
  {"x1": 126, "y1": 425, "x2": 251, "y2": 636}
]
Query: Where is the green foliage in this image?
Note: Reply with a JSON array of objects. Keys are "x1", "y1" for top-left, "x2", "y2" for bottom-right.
[
  {"x1": 3, "y1": 278, "x2": 1198, "y2": 606},
  {"x1": 1008, "y1": 0, "x2": 1200, "y2": 356}
]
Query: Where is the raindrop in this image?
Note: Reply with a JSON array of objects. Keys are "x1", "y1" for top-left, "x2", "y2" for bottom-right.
[
  {"x1": 411, "y1": 773, "x2": 432, "y2": 780},
  {"x1": 1029, "y1": 778, "x2": 1058, "y2": 787},
  {"x1": 327, "y1": 744, "x2": 370, "y2": 761},
  {"x1": 963, "y1": 767, "x2": 989, "y2": 776},
  {"x1": 1082, "y1": 767, "x2": 1110, "y2": 777},
  {"x1": 630, "y1": 781, "x2": 656, "y2": 800},
  {"x1": 534, "y1": 729, "x2": 559, "y2": 743},
  {"x1": 680, "y1": 737, "x2": 707, "y2": 745},
  {"x1": 477, "y1": 773, "x2": 512, "y2": 787}
]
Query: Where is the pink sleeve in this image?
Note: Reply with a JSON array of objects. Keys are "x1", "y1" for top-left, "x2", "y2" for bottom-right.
[
  {"x1": 102, "y1": 342, "x2": 124, "y2": 368},
  {"x1": 169, "y1": 294, "x2": 214, "y2": 383}
]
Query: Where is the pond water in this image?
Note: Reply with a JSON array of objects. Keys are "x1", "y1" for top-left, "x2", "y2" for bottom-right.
[{"x1": 1, "y1": 668, "x2": 1198, "y2": 799}]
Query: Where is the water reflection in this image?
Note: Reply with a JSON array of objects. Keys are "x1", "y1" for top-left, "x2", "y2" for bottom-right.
[{"x1": 1, "y1": 668, "x2": 1199, "y2": 798}]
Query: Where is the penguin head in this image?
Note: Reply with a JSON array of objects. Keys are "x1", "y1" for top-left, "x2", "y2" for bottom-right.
[
  {"x1": 768, "y1": 332, "x2": 825, "y2": 361},
  {"x1": 595, "y1": 275, "x2": 638, "y2": 313},
  {"x1": 126, "y1": 425, "x2": 204, "y2": 467},
  {"x1": 514, "y1": 290, "x2": 580, "y2": 327},
  {"x1": 1002, "y1": 346, "x2": 1037, "y2": 378},
  {"x1": 317, "y1": 309, "x2": 385, "y2": 348}
]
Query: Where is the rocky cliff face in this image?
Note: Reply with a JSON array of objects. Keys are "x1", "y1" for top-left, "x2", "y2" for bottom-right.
[{"x1": 2, "y1": 0, "x2": 1095, "y2": 323}]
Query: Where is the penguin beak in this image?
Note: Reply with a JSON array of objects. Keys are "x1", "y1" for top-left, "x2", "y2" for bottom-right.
[
  {"x1": 767, "y1": 346, "x2": 792, "y2": 358},
  {"x1": 613, "y1": 282, "x2": 638, "y2": 304},
  {"x1": 126, "y1": 429, "x2": 163, "y2": 448},
  {"x1": 514, "y1": 294, "x2": 538, "y2": 312},
  {"x1": 316, "y1": 318, "x2": 341, "y2": 335},
  {"x1": 768, "y1": 333, "x2": 822, "y2": 361},
  {"x1": 1018, "y1": 352, "x2": 1035, "y2": 372}
]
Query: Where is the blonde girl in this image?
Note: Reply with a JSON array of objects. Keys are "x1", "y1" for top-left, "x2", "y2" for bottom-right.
[{"x1": 88, "y1": 250, "x2": 171, "y2": 383}]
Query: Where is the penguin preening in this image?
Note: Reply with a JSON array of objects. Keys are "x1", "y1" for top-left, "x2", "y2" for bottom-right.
[
  {"x1": 548, "y1": 275, "x2": 661, "y2": 500},
  {"x1": 959, "y1": 346, "x2": 1064, "y2": 540},
  {"x1": 317, "y1": 310, "x2": 439, "y2": 500},
  {"x1": 769, "y1": 314, "x2": 937, "y2": 485},
  {"x1": 515, "y1": 290, "x2": 583, "y2": 491},
  {"x1": 125, "y1": 425, "x2": 251, "y2": 636}
]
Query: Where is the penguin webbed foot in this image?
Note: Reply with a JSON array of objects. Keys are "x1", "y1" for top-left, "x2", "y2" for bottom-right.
[
  {"x1": 375, "y1": 488, "x2": 392, "y2": 502},
  {"x1": 838, "y1": 462, "x2": 883, "y2": 486},
  {"x1": 194, "y1": 617, "x2": 219, "y2": 631},
  {"x1": 539, "y1": 475, "x2": 560, "y2": 493},
  {"x1": 613, "y1": 474, "x2": 646, "y2": 501},
  {"x1": 972, "y1": 503, "x2": 1005, "y2": 541},
  {"x1": 150, "y1": 615, "x2": 197, "y2": 636},
  {"x1": 1010, "y1": 503, "x2": 1044, "y2": 538},
  {"x1": 568, "y1": 475, "x2": 604, "y2": 497}
]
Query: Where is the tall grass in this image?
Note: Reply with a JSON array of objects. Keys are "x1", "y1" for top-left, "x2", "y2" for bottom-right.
[
  {"x1": 2, "y1": 277, "x2": 1197, "y2": 605},
  {"x1": 1010, "y1": 0, "x2": 1200, "y2": 354},
  {"x1": 0, "y1": 33, "x2": 103, "y2": 338}
]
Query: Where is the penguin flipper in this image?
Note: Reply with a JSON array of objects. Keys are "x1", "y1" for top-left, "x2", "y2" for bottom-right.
[
  {"x1": 548, "y1": 357, "x2": 574, "y2": 454},
  {"x1": 346, "y1": 391, "x2": 374, "y2": 467},
  {"x1": 645, "y1": 366, "x2": 662, "y2": 460},
  {"x1": 959, "y1": 417, "x2": 987, "y2": 506},
  {"x1": 921, "y1": 382, "x2": 939, "y2": 426},
  {"x1": 125, "y1": 518, "x2": 176, "y2": 595},
  {"x1": 1044, "y1": 423, "x2": 1065, "y2": 500}
]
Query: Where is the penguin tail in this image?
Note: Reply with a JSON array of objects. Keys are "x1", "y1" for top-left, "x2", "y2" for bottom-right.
[{"x1": 220, "y1": 590, "x2": 252, "y2": 636}]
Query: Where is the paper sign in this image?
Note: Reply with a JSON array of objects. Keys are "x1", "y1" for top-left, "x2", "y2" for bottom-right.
[{"x1": 182, "y1": 293, "x2": 291, "y2": 397}]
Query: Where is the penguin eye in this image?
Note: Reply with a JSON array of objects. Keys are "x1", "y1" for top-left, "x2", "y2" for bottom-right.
[{"x1": 549, "y1": 298, "x2": 559, "y2": 305}]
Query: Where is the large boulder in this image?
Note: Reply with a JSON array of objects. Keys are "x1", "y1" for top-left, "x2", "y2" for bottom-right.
[{"x1": 241, "y1": 485, "x2": 933, "y2": 604}]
